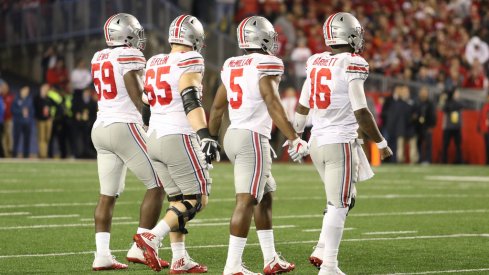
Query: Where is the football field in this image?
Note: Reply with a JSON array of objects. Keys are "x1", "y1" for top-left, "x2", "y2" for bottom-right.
[{"x1": 0, "y1": 161, "x2": 488, "y2": 275}]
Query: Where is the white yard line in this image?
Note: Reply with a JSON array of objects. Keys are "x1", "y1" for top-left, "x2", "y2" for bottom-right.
[
  {"x1": 379, "y1": 268, "x2": 489, "y2": 274},
  {"x1": 0, "y1": 189, "x2": 64, "y2": 194},
  {"x1": 302, "y1": 228, "x2": 355, "y2": 232},
  {"x1": 28, "y1": 214, "x2": 80, "y2": 219},
  {"x1": 1, "y1": 234, "x2": 488, "y2": 259},
  {"x1": 425, "y1": 176, "x2": 489, "y2": 182},
  {"x1": 0, "y1": 212, "x2": 30, "y2": 216},
  {"x1": 363, "y1": 231, "x2": 417, "y2": 235},
  {"x1": 79, "y1": 217, "x2": 132, "y2": 222}
]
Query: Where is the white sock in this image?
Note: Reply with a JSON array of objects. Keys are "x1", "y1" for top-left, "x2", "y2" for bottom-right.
[
  {"x1": 257, "y1": 229, "x2": 276, "y2": 263},
  {"x1": 150, "y1": 220, "x2": 171, "y2": 240},
  {"x1": 225, "y1": 235, "x2": 247, "y2": 269},
  {"x1": 171, "y1": 242, "x2": 186, "y2": 260},
  {"x1": 317, "y1": 211, "x2": 328, "y2": 249},
  {"x1": 320, "y1": 205, "x2": 348, "y2": 270},
  {"x1": 137, "y1": 227, "x2": 150, "y2": 234},
  {"x1": 95, "y1": 232, "x2": 111, "y2": 256}
]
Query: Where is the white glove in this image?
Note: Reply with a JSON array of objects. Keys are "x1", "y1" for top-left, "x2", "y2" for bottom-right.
[{"x1": 287, "y1": 137, "x2": 309, "y2": 163}]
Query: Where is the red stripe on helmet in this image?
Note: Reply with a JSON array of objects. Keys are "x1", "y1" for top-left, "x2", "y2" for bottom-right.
[
  {"x1": 104, "y1": 14, "x2": 118, "y2": 42},
  {"x1": 174, "y1": 15, "x2": 189, "y2": 39},
  {"x1": 325, "y1": 13, "x2": 338, "y2": 40},
  {"x1": 239, "y1": 17, "x2": 252, "y2": 44}
]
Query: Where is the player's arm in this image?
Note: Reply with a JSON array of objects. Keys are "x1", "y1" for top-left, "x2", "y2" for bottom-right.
[
  {"x1": 208, "y1": 83, "x2": 228, "y2": 137},
  {"x1": 292, "y1": 79, "x2": 311, "y2": 133},
  {"x1": 349, "y1": 79, "x2": 392, "y2": 160},
  {"x1": 179, "y1": 72, "x2": 220, "y2": 163},
  {"x1": 259, "y1": 75, "x2": 298, "y2": 141},
  {"x1": 123, "y1": 70, "x2": 145, "y2": 113}
]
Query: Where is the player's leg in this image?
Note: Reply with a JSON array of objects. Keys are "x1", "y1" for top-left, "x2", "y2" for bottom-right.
[
  {"x1": 223, "y1": 130, "x2": 265, "y2": 275},
  {"x1": 308, "y1": 138, "x2": 328, "y2": 268},
  {"x1": 253, "y1": 138, "x2": 294, "y2": 274},
  {"x1": 91, "y1": 125, "x2": 128, "y2": 271},
  {"x1": 318, "y1": 143, "x2": 359, "y2": 275},
  {"x1": 122, "y1": 127, "x2": 178, "y2": 269},
  {"x1": 134, "y1": 134, "x2": 209, "y2": 272}
]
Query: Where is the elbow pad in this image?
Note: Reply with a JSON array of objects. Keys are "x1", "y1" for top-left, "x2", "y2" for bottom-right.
[
  {"x1": 142, "y1": 103, "x2": 151, "y2": 126},
  {"x1": 181, "y1": 86, "x2": 202, "y2": 115}
]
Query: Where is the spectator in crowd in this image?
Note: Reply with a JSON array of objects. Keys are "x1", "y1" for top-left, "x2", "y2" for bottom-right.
[
  {"x1": 0, "y1": 83, "x2": 4, "y2": 157},
  {"x1": 47, "y1": 86, "x2": 65, "y2": 158},
  {"x1": 381, "y1": 85, "x2": 402, "y2": 162},
  {"x1": 1, "y1": 80, "x2": 14, "y2": 157},
  {"x1": 215, "y1": 0, "x2": 235, "y2": 31},
  {"x1": 396, "y1": 86, "x2": 419, "y2": 164},
  {"x1": 442, "y1": 89, "x2": 463, "y2": 164},
  {"x1": 11, "y1": 86, "x2": 34, "y2": 158},
  {"x1": 479, "y1": 94, "x2": 489, "y2": 164},
  {"x1": 462, "y1": 60, "x2": 488, "y2": 89},
  {"x1": 416, "y1": 87, "x2": 437, "y2": 164},
  {"x1": 34, "y1": 83, "x2": 52, "y2": 159},
  {"x1": 41, "y1": 46, "x2": 58, "y2": 82},
  {"x1": 465, "y1": 36, "x2": 489, "y2": 66},
  {"x1": 73, "y1": 88, "x2": 97, "y2": 158},
  {"x1": 70, "y1": 59, "x2": 92, "y2": 109},
  {"x1": 290, "y1": 37, "x2": 311, "y2": 89},
  {"x1": 46, "y1": 59, "x2": 69, "y2": 91}
]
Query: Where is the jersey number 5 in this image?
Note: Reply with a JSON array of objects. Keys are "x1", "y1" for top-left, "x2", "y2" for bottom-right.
[
  {"x1": 309, "y1": 68, "x2": 331, "y2": 109},
  {"x1": 92, "y1": 62, "x2": 118, "y2": 100},
  {"x1": 145, "y1": 66, "x2": 172, "y2": 106},
  {"x1": 229, "y1": 68, "x2": 243, "y2": 109}
]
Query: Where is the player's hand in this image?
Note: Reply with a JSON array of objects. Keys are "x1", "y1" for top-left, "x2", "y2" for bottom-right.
[
  {"x1": 200, "y1": 195, "x2": 209, "y2": 209},
  {"x1": 287, "y1": 137, "x2": 309, "y2": 163},
  {"x1": 380, "y1": 146, "x2": 393, "y2": 160},
  {"x1": 201, "y1": 138, "x2": 221, "y2": 164}
]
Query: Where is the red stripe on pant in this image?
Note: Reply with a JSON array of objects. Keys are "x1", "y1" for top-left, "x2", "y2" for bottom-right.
[
  {"x1": 184, "y1": 135, "x2": 206, "y2": 195},
  {"x1": 251, "y1": 133, "x2": 262, "y2": 198},
  {"x1": 342, "y1": 143, "x2": 351, "y2": 206}
]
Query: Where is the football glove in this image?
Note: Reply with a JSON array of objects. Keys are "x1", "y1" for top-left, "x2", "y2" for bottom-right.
[
  {"x1": 197, "y1": 128, "x2": 221, "y2": 165},
  {"x1": 287, "y1": 137, "x2": 309, "y2": 163}
]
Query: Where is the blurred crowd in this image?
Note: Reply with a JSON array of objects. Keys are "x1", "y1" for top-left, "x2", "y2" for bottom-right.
[
  {"x1": 0, "y1": 47, "x2": 97, "y2": 159},
  {"x1": 230, "y1": 0, "x2": 489, "y2": 92}
]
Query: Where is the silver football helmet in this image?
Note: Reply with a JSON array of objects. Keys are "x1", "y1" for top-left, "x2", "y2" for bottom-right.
[
  {"x1": 323, "y1": 12, "x2": 364, "y2": 53},
  {"x1": 168, "y1": 15, "x2": 205, "y2": 52},
  {"x1": 104, "y1": 13, "x2": 146, "y2": 50},
  {"x1": 237, "y1": 16, "x2": 278, "y2": 55}
]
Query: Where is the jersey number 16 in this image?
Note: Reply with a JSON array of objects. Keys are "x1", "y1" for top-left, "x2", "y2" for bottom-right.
[{"x1": 309, "y1": 68, "x2": 332, "y2": 109}]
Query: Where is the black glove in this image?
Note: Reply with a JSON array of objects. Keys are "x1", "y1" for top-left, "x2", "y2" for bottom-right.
[
  {"x1": 197, "y1": 128, "x2": 221, "y2": 164},
  {"x1": 142, "y1": 103, "x2": 151, "y2": 126}
]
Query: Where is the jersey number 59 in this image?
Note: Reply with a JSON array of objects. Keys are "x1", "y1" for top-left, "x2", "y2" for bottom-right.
[
  {"x1": 309, "y1": 68, "x2": 332, "y2": 109},
  {"x1": 92, "y1": 62, "x2": 118, "y2": 100}
]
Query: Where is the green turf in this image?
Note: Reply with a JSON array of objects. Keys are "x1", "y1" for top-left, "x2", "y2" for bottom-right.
[{"x1": 0, "y1": 161, "x2": 488, "y2": 274}]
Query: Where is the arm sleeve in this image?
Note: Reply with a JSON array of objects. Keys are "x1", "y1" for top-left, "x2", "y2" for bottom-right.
[
  {"x1": 346, "y1": 55, "x2": 369, "y2": 82},
  {"x1": 177, "y1": 52, "x2": 205, "y2": 75},
  {"x1": 118, "y1": 48, "x2": 146, "y2": 75},
  {"x1": 257, "y1": 56, "x2": 284, "y2": 79},
  {"x1": 348, "y1": 79, "x2": 368, "y2": 111},
  {"x1": 298, "y1": 72, "x2": 311, "y2": 108}
]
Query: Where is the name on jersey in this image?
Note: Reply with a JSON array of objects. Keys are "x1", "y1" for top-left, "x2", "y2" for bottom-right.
[
  {"x1": 97, "y1": 53, "x2": 110, "y2": 61},
  {"x1": 228, "y1": 58, "x2": 253, "y2": 67},
  {"x1": 312, "y1": 57, "x2": 338, "y2": 67},
  {"x1": 150, "y1": 56, "x2": 169, "y2": 66}
]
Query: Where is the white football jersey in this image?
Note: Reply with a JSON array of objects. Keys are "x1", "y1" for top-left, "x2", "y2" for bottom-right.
[
  {"x1": 91, "y1": 47, "x2": 146, "y2": 127},
  {"x1": 144, "y1": 51, "x2": 204, "y2": 138},
  {"x1": 221, "y1": 53, "x2": 284, "y2": 139},
  {"x1": 298, "y1": 52, "x2": 369, "y2": 146}
]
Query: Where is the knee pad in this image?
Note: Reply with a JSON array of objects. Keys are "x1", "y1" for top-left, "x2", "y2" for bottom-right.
[
  {"x1": 324, "y1": 205, "x2": 348, "y2": 228},
  {"x1": 166, "y1": 194, "x2": 202, "y2": 234},
  {"x1": 167, "y1": 194, "x2": 184, "y2": 202}
]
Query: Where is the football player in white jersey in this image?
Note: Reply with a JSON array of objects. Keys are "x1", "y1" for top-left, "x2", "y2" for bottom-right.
[
  {"x1": 292, "y1": 13, "x2": 393, "y2": 275},
  {"x1": 208, "y1": 16, "x2": 308, "y2": 275},
  {"x1": 90, "y1": 13, "x2": 170, "y2": 271},
  {"x1": 132, "y1": 15, "x2": 218, "y2": 273}
]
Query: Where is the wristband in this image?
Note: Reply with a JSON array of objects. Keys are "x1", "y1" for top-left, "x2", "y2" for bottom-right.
[
  {"x1": 376, "y1": 139, "x2": 388, "y2": 149},
  {"x1": 196, "y1": 128, "x2": 211, "y2": 140}
]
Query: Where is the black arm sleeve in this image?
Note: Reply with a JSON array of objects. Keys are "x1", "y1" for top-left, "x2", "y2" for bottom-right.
[
  {"x1": 181, "y1": 86, "x2": 202, "y2": 115},
  {"x1": 142, "y1": 103, "x2": 151, "y2": 126}
]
